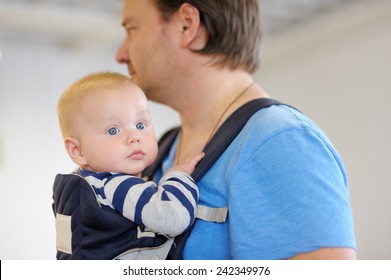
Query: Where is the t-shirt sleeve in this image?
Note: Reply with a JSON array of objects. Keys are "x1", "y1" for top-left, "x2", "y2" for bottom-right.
[{"x1": 228, "y1": 126, "x2": 356, "y2": 259}]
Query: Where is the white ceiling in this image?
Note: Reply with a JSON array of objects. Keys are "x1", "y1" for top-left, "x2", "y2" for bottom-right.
[{"x1": 0, "y1": 0, "x2": 359, "y2": 53}]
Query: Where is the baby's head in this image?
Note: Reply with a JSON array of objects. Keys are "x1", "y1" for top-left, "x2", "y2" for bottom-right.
[{"x1": 58, "y1": 71, "x2": 158, "y2": 175}]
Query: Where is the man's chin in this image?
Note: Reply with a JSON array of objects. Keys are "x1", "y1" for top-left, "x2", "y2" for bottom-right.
[{"x1": 129, "y1": 74, "x2": 140, "y2": 85}]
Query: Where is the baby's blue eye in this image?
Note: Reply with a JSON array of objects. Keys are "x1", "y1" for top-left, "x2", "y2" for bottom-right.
[
  {"x1": 107, "y1": 127, "x2": 119, "y2": 135},
  {"x1": 136, "y1": 122, "x2": 146, "y2": 130}
]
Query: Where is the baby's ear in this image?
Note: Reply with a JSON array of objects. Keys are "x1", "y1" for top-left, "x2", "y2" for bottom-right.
[{"x1": 64, "y1": 137, "x2": 88, "y2": 166}]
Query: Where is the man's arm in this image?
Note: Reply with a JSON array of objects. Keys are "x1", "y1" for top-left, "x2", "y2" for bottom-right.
[{"x1": 287, "y1": 247, "x2": 357, "y2": 260}]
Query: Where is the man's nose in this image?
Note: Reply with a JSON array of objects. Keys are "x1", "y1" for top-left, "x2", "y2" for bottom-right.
[{"x1": 115, "y1": 39, "x2": 129, "y2": 64}]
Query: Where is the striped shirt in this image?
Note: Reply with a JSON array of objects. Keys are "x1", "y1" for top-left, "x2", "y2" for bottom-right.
[{"x1": 77, "y1": 168, "x2": 198, "y2": 237}]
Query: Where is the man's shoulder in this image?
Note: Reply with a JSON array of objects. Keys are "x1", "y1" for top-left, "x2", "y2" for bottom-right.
[{"x1": 241, "y1": 104, "x2": 307, "y2": 139}]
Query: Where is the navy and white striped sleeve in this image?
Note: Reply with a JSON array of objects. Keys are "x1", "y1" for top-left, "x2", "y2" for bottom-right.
[{"x1": 103, "y1": 171, "x2": 199, "y2": 237}]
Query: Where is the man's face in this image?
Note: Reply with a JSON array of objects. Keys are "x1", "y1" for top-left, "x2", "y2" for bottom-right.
[{"x1": 115, "y1": 0, "x2": 179, "y2": 103}]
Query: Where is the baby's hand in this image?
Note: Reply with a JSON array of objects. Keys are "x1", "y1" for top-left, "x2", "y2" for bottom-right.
[{"x1": 168, "y1": 152, "x2": 205, "y2": 175}]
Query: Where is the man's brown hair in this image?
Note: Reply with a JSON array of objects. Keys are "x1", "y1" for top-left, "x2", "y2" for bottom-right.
[{"x1": 154, "y1": 0, "x2": 262, "y2": 73}]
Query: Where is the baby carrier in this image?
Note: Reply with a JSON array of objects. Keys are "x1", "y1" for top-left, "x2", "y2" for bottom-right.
[
  {"x1": 52, "y1": 174, "x2": 172, "y2": 259},
  {"x1": 52, "y1": 98, "x2": 285, "y2": 259}
]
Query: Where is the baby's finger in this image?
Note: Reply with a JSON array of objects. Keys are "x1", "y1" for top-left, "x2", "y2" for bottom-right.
[{"x1": 187, "y1": 152, "x2": 205, "y2": 164}]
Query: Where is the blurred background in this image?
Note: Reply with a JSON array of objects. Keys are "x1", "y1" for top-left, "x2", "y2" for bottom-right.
[{"x1": 0, "y1": 0, "x2": 390, "y2": 259}]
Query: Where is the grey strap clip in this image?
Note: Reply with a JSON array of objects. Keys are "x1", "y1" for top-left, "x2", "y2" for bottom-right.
[{"x1": 196, "y1": 205, "x2": 228, "y2": 223}]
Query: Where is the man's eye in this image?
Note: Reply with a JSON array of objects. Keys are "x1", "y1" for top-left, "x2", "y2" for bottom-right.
[
  {"x1": 136, "y1": 122, "x2": 146, "y2": 130},
  {"x1": 107, "y1": 127, "x2": 119, "y2": 135},
  {"x1": 125, "y1": 26, "x2": 137, "y2": 35}
]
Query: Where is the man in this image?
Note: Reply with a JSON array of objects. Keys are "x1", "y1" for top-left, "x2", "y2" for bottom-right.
[{"x1": 116, "y1": 0, "x2": 356, "y2": 260}]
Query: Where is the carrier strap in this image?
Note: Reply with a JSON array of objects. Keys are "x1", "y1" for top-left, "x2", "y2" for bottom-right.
[{"x1": 116, "y1": 238, "x2": 174, "y2": 260}]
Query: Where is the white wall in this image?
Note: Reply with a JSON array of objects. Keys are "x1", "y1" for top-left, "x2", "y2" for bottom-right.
[{"x1": 0, "y1": 0, "x2": 389, "y2": 259}]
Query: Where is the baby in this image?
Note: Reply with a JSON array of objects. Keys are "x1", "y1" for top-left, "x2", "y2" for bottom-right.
[{"x1": 53, "y1": 71, "x2": 203, "y2": 259}]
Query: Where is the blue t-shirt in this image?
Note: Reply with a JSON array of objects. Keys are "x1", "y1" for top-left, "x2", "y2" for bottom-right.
[{"x1": 160, "y1": 105, "x2": 356, "y2": 259}]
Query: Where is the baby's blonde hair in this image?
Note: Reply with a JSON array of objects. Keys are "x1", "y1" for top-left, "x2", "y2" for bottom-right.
[{"x1": 57, "y1": 71, "x2": 131, "y2": 138}]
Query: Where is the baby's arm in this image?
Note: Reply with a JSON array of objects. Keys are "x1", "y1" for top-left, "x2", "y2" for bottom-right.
[
  {"x1": 139, "y1": 152, "x2": 205, "y2": 236},
  {"x1": 103, "y1": 153, "x2": 204, "y2": 237}
]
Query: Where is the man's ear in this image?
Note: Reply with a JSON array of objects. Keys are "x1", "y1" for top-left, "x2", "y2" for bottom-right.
[
  {"x1": 178, "y1": 3, "x2": 207, "y2": 50},
  {"x1": 64, "y1": 137, "x2": 88, "y2": 167}
]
